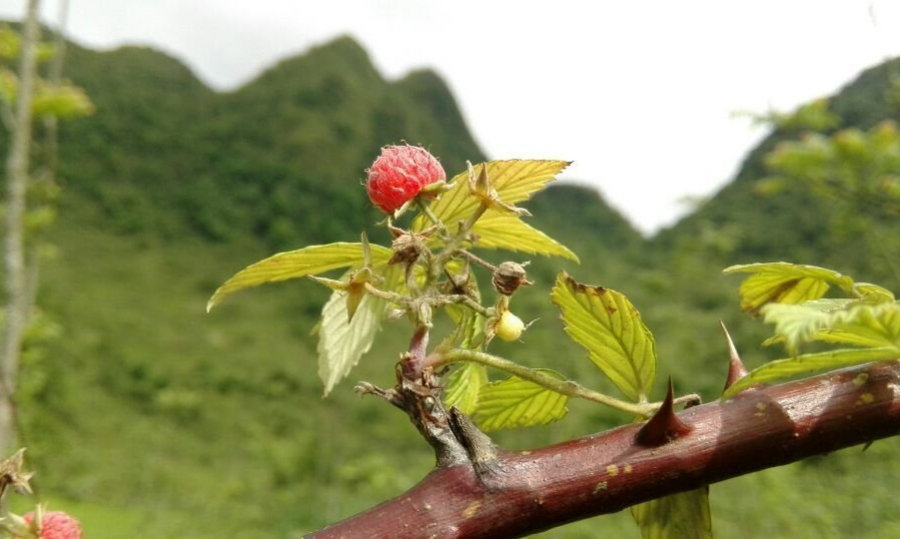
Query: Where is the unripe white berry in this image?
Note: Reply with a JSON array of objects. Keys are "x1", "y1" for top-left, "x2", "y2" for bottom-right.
[{"x1": 496, "y1": 310, "x2": 525, "y2": 342}]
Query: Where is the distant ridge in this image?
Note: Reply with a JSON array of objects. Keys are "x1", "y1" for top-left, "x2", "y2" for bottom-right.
[
  {"x1": 31, "y1": 32, "x2": 647, "y2": 251},
  {"x1": 653, "y1": 56, "x2": 900, "y2": 281}
]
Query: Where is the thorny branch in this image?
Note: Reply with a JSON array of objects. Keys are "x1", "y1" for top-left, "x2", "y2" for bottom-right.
[{"x1": 319, "y1": 359, "x2": 900, "y2": 538}]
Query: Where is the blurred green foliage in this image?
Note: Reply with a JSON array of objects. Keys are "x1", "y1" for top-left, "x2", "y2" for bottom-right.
[{"x1": 1, "y1": 31, "x2": 899, "y2": 537}]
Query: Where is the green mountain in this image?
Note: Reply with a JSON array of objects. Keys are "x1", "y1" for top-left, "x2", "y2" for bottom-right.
[
  {"x1": 654, "y1": 57, "x2": 900, "y2": 282},
  {"x1": 57, "y1": 36, "x2": 487, "y2": 248},
  {"x1": 3, "y1": 30, "x2": 899, "y2": 538}
]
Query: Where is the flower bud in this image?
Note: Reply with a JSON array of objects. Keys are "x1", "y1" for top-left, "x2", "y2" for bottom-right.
[
  {"x1": 492, "y1": 261, "x2": 531, "y2": 296},
  {"x1": 388, "y1": 232, "x2": 423, "y2": 267},
  {"x1": 495, "y1": 310, "x2": 525, "y2": 342}
]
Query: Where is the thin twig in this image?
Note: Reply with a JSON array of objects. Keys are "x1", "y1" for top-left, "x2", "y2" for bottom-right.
[
  {"x1": 455, "y1": 249, "x2": 499, "y2": 272},
  {"x1": 416, "y1": 198, "x2": 447, "y2": 235},
  {"x1": 431, "y1": 348, "x2": 655, "y2": 417}
]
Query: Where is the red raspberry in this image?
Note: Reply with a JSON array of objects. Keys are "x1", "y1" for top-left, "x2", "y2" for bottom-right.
[
  {"x1": 23, "y1": 511, "x2": 83, "y2": 539},
  {"x1": 366, "y1": 145, "x2": 446, "y2": 214}
]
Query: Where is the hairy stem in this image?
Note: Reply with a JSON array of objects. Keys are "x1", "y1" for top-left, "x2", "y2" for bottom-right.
[
  {"x1": 400, "y1": 325, "x2": 431, "y2": 380},
  {"x1": 455, "y1": 248, "x2": 499, "y2": 272},
  {"x1": 437, "y1": 294, "x2": 493, "y2": 318},
  {"x1": 430, "y1": 202, "x2": 489, "y2": 281},
  {"x1": 416, "y1": 198, "x2": 447, "y2": 235},
  {"x1": 431, "y1": 348, "x2": 656, "y2": 417},
  {"x1": 362, "y1": 282, "x2": 409, "y2": 306}
]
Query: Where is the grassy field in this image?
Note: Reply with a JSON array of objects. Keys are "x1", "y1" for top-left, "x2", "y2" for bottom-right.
[{"x1": 5, "y1": 197, "x2": 896, "y2": 538}]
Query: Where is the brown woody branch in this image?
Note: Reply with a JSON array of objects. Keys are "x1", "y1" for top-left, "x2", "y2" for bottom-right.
[{"x1": 312, "y1": 360, "x2": 900, "y2": 538}]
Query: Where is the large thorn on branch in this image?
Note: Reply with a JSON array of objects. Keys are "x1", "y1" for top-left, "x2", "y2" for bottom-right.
[
  {"x1": 311, "y1": 361, "x2": 900, "y2": 539},
  {"x1": 449, "y1": 408, "x2": 504, "y2": 486},
  {"x1": 720, "y1": 321, "x2": 752, "y2": 393},
  {"x1": 636, "y1": 378, "x2": 692, "y2": 447}
]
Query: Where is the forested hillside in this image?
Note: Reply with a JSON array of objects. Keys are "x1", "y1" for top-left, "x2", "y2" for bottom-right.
[
  {"x1": 655, "y1": 57, "x2": 900, "y2": 280},
  {"x1": 3, "y1": 30, "x2": 899, "y2": 537}
]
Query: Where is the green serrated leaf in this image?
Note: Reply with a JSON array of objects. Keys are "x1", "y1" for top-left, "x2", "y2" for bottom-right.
[
  {"x1": 473, "y1": 370, "x2": 569, "y2": 432},
  {"x1": 442, "y1": 362, "x2": 488, "y2": 415},
  {"x1": 723, "y1": 262, "x2": 857, "y2": 315},
  {"x1": 317, "y1": 274, "x2": 391, "y2": 396},
  {"x1": 827, "y1": 303, "x2": 900, "y2": 347},
  {"x1": 471, "y1": 211, "x2": 579, "y2": 261},
  {"x1": 630, "y1": 487, "x2": 712, "y2": 539},
  {"x1": 723, "y1": 346, "x2": 899, "y2": 398},
  {"x1": 762, "y1": 301, "x2": 900, "y2": 352},
  {"x1": 760, "y1": 303, "x2": 835, "y2": 352},
  {"x1": 413, "y1": 159, "x2": 570, "y2": 232},
  {"x1": 439, "y1": 306, "x2": 485, "y2": 353},
  {"x1": 207, "y1": 242, "x2": 391, "y2": 311},
  {"x1": 856, "y1": 282, "x2": 896, "y2": 302},
  {"x1": 804, "y1": 329, "x2": 895, "y2": 349},
  {"x1": 458, "y1": 311, "x2": 485, "y2": 349},
  {"x1": 551, "y1": 272, "x2": 656, "y2": 402}
]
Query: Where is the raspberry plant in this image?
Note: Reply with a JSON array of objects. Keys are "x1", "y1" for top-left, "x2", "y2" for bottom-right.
[{"x1": 208, "y1": 146, "x2": 900, "y2": 537}]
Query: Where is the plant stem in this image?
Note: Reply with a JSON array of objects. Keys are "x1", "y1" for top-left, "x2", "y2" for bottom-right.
[
  {"x1": 416, "y1": 198, "x2": 447, "y2": 235},
  {"x1": 363, "y1": 283, "x2": 409, "y2": 306},
  {"x1": 432, "y1": 348, "x2": 655, "y2": 417},
  {"x1": 438, "y1": 295, "x2": 493, "y2": 318},
  {"x1": 456, "y1": 249, "x2": 499, "y2": 272},
  {"x1": 430, "y1": 202, "x2": 489, "y2": 282}
]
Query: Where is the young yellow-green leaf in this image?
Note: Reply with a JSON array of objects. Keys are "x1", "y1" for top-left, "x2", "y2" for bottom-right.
[
  {"x1": 317, "y1": 285, "x2": 386, "y2": 396},
  {"x1": 471, "y1": 211, "x2": 579, "y2": 261},
  {"x1": 31, "y1": 84, "x2": 95, "y2": 119},
  {"x1": 438, "y1": 304, "x2": 485, "y2": 355},
  {"x1": 760, "y1": 302, "x2": 843, "y2": 353},
  {"x1": 443, "y1": 362, "x2": 488, "y2": 415},
  {"x1": 762, "y1": 301, "x2": 900, "y2": 352},
  {"x1": 803, "y1": 329, "x2": 896, "y2": 349},
  {"x1": 316, "y1": 262, "x2": 406, "y2": 395},
  {"x1": 551, "y1": 272, "x2": 656, "y2": 403},
  {"x1": 723, "y1": 262, "x2": 856, "y2": 315},
  {"x1": 207, "y1": 242, "x2": 391, "y2": 311},
  {"x1": 0, "y1": 27, "x2": 21, "y2": 60},
  {"x1": 473, "y1": 369, "x2": 569, "y2": 432},
  {"x1": 856, "y1": 282, "x2": 896, "y2": 302},
  {"x1": 413, "y1": 160, "x2": 570, "y2": 232},
  {"x1": 828, "y1": 302, "x2": 900, "y2": 347},
  {"x1": 630, "y1": 487, "x2": 713, "y2": 539},
  {"x1": 723, "y1": 346, "x2": 899, "y2": 398}
]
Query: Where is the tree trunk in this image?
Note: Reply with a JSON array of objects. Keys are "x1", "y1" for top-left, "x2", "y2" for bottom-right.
[
  {"x1": 1, "y1": 0, "x2": 42, "y2": 455},
  {"x1": 311, "y1": 360, "x2": 900, "y2": 538},
  {"x1": 24, "y1": 0, "x2": 69, "y2": 321}
]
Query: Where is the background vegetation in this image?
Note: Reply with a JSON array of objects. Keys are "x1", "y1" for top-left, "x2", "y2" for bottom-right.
[{"x1": 1, "y1": 28, "x2": 899, "y2": 537}]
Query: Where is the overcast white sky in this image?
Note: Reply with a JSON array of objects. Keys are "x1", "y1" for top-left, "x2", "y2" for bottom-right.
[{"x1": 2, "y1": 1, "x2": 900, "y2": 233}]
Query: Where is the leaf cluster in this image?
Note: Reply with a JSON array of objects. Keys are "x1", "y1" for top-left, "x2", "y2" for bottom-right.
[
  {"x1": 0, "y1": 25, "x2": 94, "y2": 123},
  {"x1": 209, "y1": 159, "x2": 575, "y2": 396},
  {"x1": 724, "y1": 262, "x2": 899, "y2": 397},
  {"x1": 209, "y1": 151, "x2": 722, "y2": 537}
]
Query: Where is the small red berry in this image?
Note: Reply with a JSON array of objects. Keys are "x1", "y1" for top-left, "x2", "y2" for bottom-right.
[
  {"x1": 366, "y1": 145, "x2": 446, "y2": 214},
  {"x1": 23, "y1": 511, "x2": 83, "y2": 539}
]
